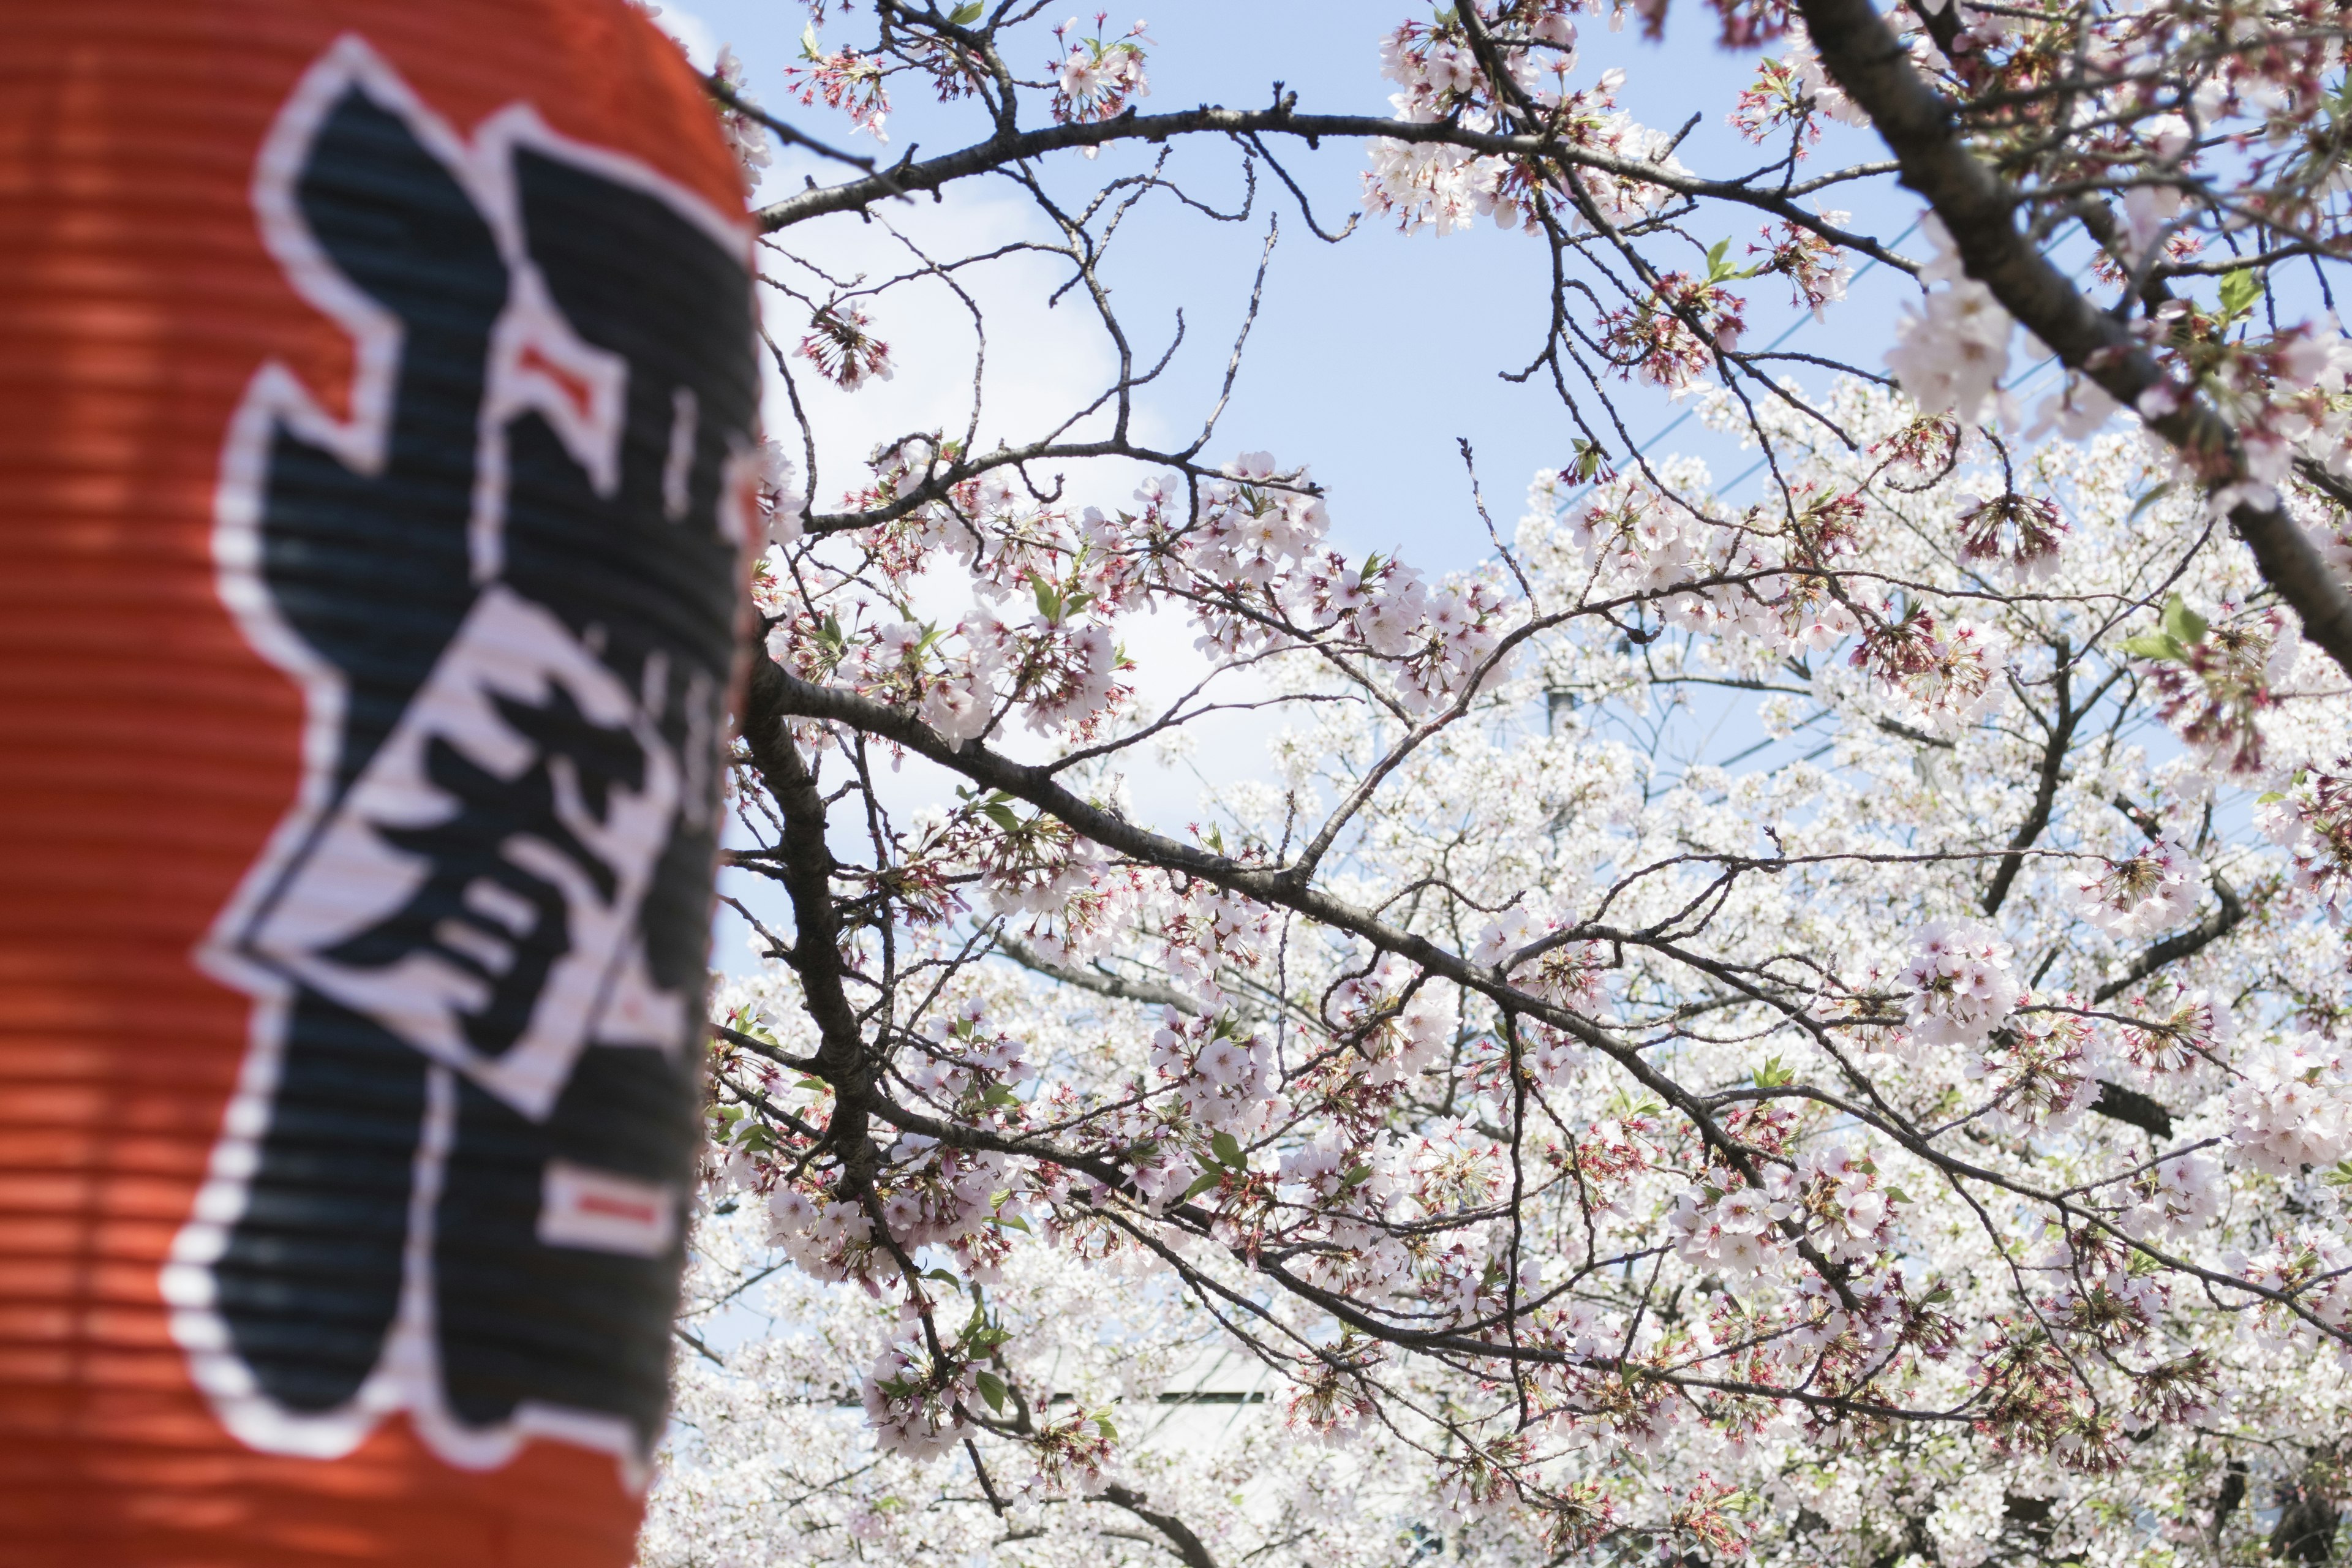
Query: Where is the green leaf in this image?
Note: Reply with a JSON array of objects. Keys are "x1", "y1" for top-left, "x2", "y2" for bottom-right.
[
  {"x1": 1095, "y1": 1416, "x2": 1118, "y2": 1441},
  {"x1": 1706, "y1": 237, "x2": 1733, "y2": 281},
  {"x1": 1179, "y1": 1169, "x2": 1224, "y2": 1202},
  {"x1": 2218, "y1": 267, "x2": 2264, "y2": 322},
  {"x1": 982, "y1": 802, "x2": 1022, "y2": 833},
  {"x1": 1340, "y1": 1163, "x2": 1375, "y2": 1189},
  {"x1": 2125, "y1": 481, "x2": 2174, "y2": 520},
  {"x1": 981, "y1": 1082, "x2": 1022, "y2": 1107},
  {"x1": 2161, "y1": 594, "x2": 2208, "y2": 646},
  {"x1": 925, "y1": 1267, "x2": 961, "y2": 1285},
  {"x1": 948, "y1": 0, "x2": 984, "y2": 23},
  {"x1": 990, "y1": 1213, "x2": 1033, "y2": 1233},
  {"x1": 1210, "y1": 1131, "x2": 1244, "y2": 1169},
  {"x1": 1886, "y1": 1186, "x2": 1913, "y2": 1207},
  {"x1": 1751, "y1": 1054, "x2": 1794, "y2": 1089},
  {"x1": 1033, "y1": 579, "x2": 1061, "y2": 622},
  {"x1": 2120, "y1": 631, "x2": 2187, "y2": 663},
  {"x1": 975, "y1": 1369, "x2": 1008, "y2": 1414}
]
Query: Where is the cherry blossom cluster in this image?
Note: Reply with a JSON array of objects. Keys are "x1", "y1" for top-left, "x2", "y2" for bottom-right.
[
  {"x1": 2228, "y1": 1032, "x2": 2352, "y2": 1175},
  {"x1": 2260, "y1": 760, "x2": 2352, "y2": 914},
  {"x1": 1901, "y1": 918, "x2": 2019, "y2": 1049},
  {"x1": 782, "y1": 20, "x2": 889, "y2": 141},
  {"x1": 1048, "y1": 15, "x2": 1150, "y2": 128},
  {"x1": 1362, "y1": 21, "x2": 1681, "y2": 242},
  {"x1": 650, "y1": 6, "x2": 2352, "y2": 1563},
  {"x1": 2069, "y1": 837, "x2": 2199, "y2": 938},
  {"x1": 1966, "y1": 1001, "x2": 2099, "y2": 1132},
  {"x1": 1884, "y1": 217, "x2": 2015, "y2": 428},
  {"x1": 709, "y1": 46, "x2": 772, "y2": 188},
  {"x1": 793, "y1": 301, "x2": 894, "y2": 391}
]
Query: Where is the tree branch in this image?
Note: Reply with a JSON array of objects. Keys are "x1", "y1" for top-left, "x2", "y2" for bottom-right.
[
  {"x1": 1797, "y1": 0, "x2": 2352, "y2": 679},
  {"x1": 2091, "y1": 873, "x2": 2247, "y2": 1003},
  {"x1": 997, "y1": 935, "x2": 1219, "y2": 1017},
  {"x1": 1981, "y1": 655, "x2": 2075, "y2": 916},
  {"x1": 757, "y1": 104, "x2": 1910, "y2": 276},
  {"x1": 1091, "y1": 1483, "x2": 1224, "y2": 1568}
]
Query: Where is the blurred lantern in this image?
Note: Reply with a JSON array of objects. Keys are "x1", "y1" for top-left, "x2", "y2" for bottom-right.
[{"x1": 0, "y1": 5, "x2": 757, "y2": 1562}]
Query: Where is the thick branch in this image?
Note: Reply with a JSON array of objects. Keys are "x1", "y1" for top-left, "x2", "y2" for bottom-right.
[
  {"x1": 1981, "y1": 660, "x2": 2075, "y2": 916},
  {"x1": 741, "y1": 654, "x2": 881, "y2": 1184},
  {"x1": 998, "y1": 935, "x2": 1218, "y2": 1017},
  {"x1": 1796, "y1": 0, "x2": 2352, "y2": 679},
  {"x1": 2090, "y1": 1081, "x2": 2174, "y2": 1139},
  {"x1": 758, "y1": 104, "x2": 1907, "y2": 271},
  {"x1": 2092, "y1": 873, "x2": 2247, "y2": 1004},
  {"x1": 1092, "y1": 1484, "x2": 1223, "y2": 1568},
  {"x1": 761, "y1": 658, "x2": 1868, "y2": 1313}
]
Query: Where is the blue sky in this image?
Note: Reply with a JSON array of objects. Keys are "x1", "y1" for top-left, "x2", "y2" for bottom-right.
[
  {"x1": 660, "y1": 1, "x2": 1944, "y2": 569},
  {"x1": 655, "y1": 2, "x2": 1983, "y2": 973}
]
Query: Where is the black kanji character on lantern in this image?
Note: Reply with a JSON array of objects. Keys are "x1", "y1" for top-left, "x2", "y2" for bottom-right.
[
  {"x1": 325, "y1": 685, "x2": 644, "y2": 1061},
  {"x1": 167, "y1": 37, "x2": 756, "y2": 1471}
]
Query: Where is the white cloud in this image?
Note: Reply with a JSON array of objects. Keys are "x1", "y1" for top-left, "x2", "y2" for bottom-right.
[
  {"x1": 759, "y1": 187, "x2": 1153, "y2": 496},
  {"x1": 646, "y1": 1, "x2": 720, "y2": 72},
  {"x1": 714, "y1": 183, "x2": 1305, "y2": 973}
]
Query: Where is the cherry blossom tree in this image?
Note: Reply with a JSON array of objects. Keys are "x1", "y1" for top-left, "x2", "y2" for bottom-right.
[{"x1": 638, "y1": 2, "x2": 2352, "y2": 1563}]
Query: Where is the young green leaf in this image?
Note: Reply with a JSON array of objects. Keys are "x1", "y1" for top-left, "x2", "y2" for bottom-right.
[
  {"x1": 2218, "y1": 267, "x2": 2264, "y2": 322},
  {"x1": 2120, "y1": 631, "x2": 2187, "y2": 662},
  {"x1": 974, "y1": 1369, "x2": 1007, "y2": 1414},
  {"x1": 1210, "y1": 1131, "x2": 1244, "y2": 1169},
  {"x1": 2160, "y1": 594, "x2": 2208, "y2": 646},
  {"x1": 948, "y1": 0, "x2": 984, "y2": 23},
  {"x1": 2125, "y1": 480, "x2": 2173, "y2": 519}
]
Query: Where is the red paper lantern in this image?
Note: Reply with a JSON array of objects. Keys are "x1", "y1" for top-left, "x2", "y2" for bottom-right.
[{"x1": 0, "y1": 6, "x2": 755, "y2": 1561}]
